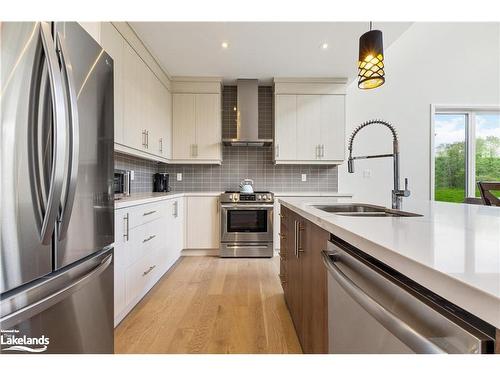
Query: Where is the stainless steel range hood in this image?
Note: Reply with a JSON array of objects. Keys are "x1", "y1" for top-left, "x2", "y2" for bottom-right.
[{"x1": 222, "y1": 79, "x2": 273, "y2": 147}]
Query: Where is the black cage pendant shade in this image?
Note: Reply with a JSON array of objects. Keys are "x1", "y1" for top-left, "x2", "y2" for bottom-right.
[{"x1": 358, "y1": 22, "x2": 385, "y2": 89}]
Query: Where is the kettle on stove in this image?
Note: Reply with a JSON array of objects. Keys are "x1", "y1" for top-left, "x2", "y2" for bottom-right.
[{"x1": 239, "y1": 179, "x2": 254, "y2": 194}]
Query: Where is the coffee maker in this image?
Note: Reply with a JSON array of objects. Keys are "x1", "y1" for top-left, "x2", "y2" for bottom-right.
[{"x1": 153, "y1": 173, "x2": 170, "y2": 192}]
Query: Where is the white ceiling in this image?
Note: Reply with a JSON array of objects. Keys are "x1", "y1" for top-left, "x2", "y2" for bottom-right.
[{"x1": 130, "y1": 22, "x2": 412, "y2": 84}]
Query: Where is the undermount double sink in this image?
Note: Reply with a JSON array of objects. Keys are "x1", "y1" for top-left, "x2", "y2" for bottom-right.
[{"x1": 311, "y1": 203, "x2": 422, "y2": 217}]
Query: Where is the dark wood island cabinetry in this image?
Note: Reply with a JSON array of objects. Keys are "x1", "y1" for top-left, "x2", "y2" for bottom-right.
[{"x1": 279, "y1": 206, "x2": 330, "y2": 354}]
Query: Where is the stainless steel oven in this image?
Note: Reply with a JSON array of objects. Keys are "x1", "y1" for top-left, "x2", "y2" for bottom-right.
[{"x1": 219, "y1": 192, "x2": 274, "y2": 258}]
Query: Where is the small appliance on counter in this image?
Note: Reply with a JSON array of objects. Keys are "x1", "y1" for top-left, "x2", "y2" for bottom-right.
[
  {"x1": 239, "y1": 178, "x2": 254, "y2": 193},
  {"x1": 153, "y1": 173, "x2": 170, "y2": 192},
  {"x1": 114, "y1": 169, "x2": 131, "y2": 199}
]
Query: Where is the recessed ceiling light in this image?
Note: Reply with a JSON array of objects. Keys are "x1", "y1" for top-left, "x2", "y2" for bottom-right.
[
  {"x1": 221, "y1": 41, "x2": 229, "y2": 49},
  {"x1": 321, "y1": 42, "x2": 329, "y2": 50}
]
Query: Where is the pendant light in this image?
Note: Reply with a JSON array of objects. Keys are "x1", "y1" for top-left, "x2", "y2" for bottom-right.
[{"x1": 358, "y1": 21, "x2": 385, "y2": 89}]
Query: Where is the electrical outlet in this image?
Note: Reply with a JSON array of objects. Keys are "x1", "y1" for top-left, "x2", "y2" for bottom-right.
[
  {"x1": 301, "y1": 174, "x2": 307, "y2": 182},
  {"x1": 130, "y1": 170, "x2": 135, "y2": 181},
  {"x1": 177, "y1": 173, "x2": 182, "y2": 181},
  {"x1": 363, "y1": 169, "x2": 371, "y2": 178}
]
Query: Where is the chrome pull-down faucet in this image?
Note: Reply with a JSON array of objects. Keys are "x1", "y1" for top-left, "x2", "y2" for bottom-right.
[{"x1": 347, "y1": 119, "x2": 410, "y2": 210}]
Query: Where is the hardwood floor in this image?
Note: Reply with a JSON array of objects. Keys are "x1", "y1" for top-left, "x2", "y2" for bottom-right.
[{"x1": 114, "y1": 256, "x2": 302, "y2": 354}]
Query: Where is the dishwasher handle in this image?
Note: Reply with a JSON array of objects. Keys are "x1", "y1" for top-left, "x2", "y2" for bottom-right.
[{"x1": 321, "y1": 251, "x2": 447, "y2": 354}]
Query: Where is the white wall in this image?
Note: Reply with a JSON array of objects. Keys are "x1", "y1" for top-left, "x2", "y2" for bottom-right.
[{"x1": 339, "y1": 22, "x2": 500, "y2": 207}]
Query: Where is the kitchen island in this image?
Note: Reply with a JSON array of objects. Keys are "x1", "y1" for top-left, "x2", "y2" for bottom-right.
[{"x1": 278, "y1": 197, "x2": 500, "y2": 353}]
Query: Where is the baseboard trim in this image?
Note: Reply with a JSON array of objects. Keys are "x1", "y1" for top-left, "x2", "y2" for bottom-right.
[{"x1": 181, "y1": 248, "x2": 219, "y2": 256}]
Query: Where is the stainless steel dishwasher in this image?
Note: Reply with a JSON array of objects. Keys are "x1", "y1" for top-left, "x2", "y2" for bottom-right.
[{"x1": 322, "y1": 238, "x2": 496, "y2": 354}]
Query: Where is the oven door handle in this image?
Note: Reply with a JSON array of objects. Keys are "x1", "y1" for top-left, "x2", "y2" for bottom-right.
[
  {"x1": 225, "y1": 244, "x2": 270, "y2": 249},
  {"x1": 220, "y1": 204, "x2": 274, "y2": 209}
]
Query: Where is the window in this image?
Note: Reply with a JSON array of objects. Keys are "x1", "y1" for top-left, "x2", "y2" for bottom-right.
[{"x1": 432, "y1": 108, "x2": 500, "y2": 203}]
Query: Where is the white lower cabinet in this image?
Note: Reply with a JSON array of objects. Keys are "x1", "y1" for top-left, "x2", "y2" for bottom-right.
[
  {"x1": 114, "y1": 198, "x2": 184, "y2": 326},
  {"x1": 184, "y1": 196, "x2": 220, "y2": 249}
]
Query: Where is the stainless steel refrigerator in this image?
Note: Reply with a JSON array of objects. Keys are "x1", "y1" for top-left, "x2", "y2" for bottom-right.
[{"x1": 1, "y1": 22, "x2": 114, "y2": 354}]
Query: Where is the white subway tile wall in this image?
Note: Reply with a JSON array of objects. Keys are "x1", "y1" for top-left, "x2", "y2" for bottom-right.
[{"x1": 114, "y1": 86, "x2": 338, "y2": 193}]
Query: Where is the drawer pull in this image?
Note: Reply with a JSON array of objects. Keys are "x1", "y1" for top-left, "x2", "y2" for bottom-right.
[
  {"x1": 143, "y1": 265, "x2": 156, "y2": 276},
  {"x1": 279, "y1": 232, "x2": 286, "y2": 240},
  {"x1": 143, "y1": 235, "x2": 156, "y2": 243},
  {"x1": 123, "y1": 213, "x2": 129, "y2": 241},
  {"x1": 278, "y1": 251, "x2": 286, "y2": 261},
  {"x1": 143, "y1": 210, "x2": 157, "y2": 216}
]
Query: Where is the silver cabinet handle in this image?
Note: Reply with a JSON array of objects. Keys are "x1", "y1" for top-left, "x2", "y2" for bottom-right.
[
  {"x1": 321, "y1": 144, "x2": 325, "y2": 157},
  {"x1": 0, "y1": 253, "x2": 112, "y2": 329},
  {"x1": 297, "y1": 221, "x2": 304, "y2": 256},
  {"x1": 275, "y1": 144, "x2": 280, "y2": 158},
  {"x1": 39, "y1": 22, "x2": 68, "y2": 245},
  {"x1": 56, "y1": 30, "x2": 80, "y2": 241},
  {"x1": 321, "y1": 251, "x2": 446, "y2": 354},
  {"x1": 123, "y1": 213, "x2": 129, "y2": 241},
  {"x1": 142, "y1": 234, "x2": 156, "y2": 243},
  {"x1": 146, "y1": 130, "x2": 149, "y2": 149},
  {"x1": 143, "y1": 265, "x2": 156, "y2": 276},
  {"x1": 159, "y1": 137, "x2": 163, "y2": 153},
  {"x1": 293, "y1": 220, "x2": 296, "y2": 257},
  {"x1": 173, "y1": 200, "x2": 178, "y2": 217},
  {"x1": 142, "y1": 130, "x2": 146, "y2": 147},
  {"x1": 143, "y1": 210, "x2": 156, "y2": 216}
]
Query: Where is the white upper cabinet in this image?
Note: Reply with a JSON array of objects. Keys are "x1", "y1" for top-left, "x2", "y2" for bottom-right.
[
  {"x1": 122, "y1": 42, "x2": 143, "y2": 151},
  {"x1": 101, "y1": 22, "x2": 173, "y2": 163},
  {"x1": 195, "y1": 93, "x2": 221, "y2": 161},
  {"x1": 171, "y1": 79, "x2": 222, "y2": 164},
  {"x1": 163, "y1": 89, "x2": 173, "y2": 159},
  {"x1": 273, "y1": 78, "x2": 346, "y2": 164},
  {"x1": 274, "y1": 95, "x2": 297, "y2": 161},
  {"x1": 320, "y1": 95, "x2": 345, "y2": 162},
  {"x1": 296, "y1": 95, "x2": 322, "y2": 160},
  {"x1": 172, "y1": 93, "x2": 196, "y2": 159}
]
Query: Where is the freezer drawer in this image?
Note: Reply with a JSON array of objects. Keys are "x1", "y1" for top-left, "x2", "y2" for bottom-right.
[
  {"x1": 0, "y1": 249, "x2": 114, "y2": 354},
  {"x1": 323, "y1": 240, "x2": 495, "y2": 354}
]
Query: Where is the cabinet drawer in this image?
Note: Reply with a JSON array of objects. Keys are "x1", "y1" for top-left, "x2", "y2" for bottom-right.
[
  {"x1": 125, "y1": 249, "x2": 158, "y2": 306},
  {"x1": 127, "y1": 203, "x2": 162, "y2": 229}
]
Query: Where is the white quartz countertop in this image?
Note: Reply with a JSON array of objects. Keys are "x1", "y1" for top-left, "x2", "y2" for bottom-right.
[
  {"x1": 278, "y1": 197, "x2": 500, "y2": 328},
  {"x1": 114, "y1": 191, "x2": 221, "y2": 208},
  {"x1": 115, "y1": 191, "x2": 351, "y2": 209}
]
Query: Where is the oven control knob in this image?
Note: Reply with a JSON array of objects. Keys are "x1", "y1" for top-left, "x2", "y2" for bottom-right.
[
  {"x1": 257, "y1": 194, "x2": 262, "y2": 200},
  {"x1": 229, "y1": 194, "x2": 233, "y2": 200},
  {"x1": 233, "y1": 195, "x2": 238, "y2": 202}
]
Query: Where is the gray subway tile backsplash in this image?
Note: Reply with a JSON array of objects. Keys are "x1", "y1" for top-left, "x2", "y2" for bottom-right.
[{"x1": 114, "y1": 86, "x2": 338, "y2": 193}]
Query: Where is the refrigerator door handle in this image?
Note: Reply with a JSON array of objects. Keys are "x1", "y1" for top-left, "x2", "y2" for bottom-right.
[
  {"x1": 0, "y1": 253, "x2": 112, "y2": 329},
  {"x1": 39, "y1": 22, "x2": 68, "y2": 245},
  {"x1": 56, "y1": 31, "x2": 80, "y2": 240}
]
